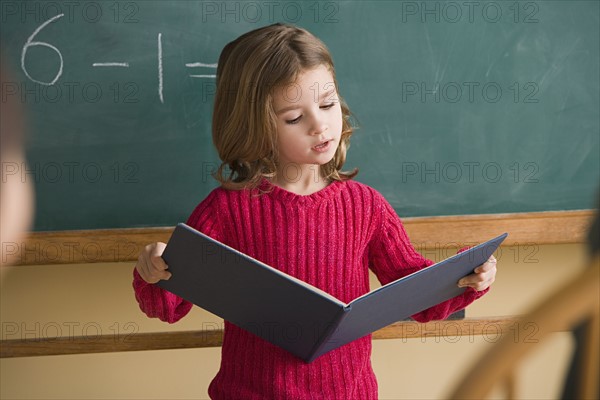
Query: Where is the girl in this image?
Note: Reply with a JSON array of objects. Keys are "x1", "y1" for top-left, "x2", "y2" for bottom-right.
[
  {"x1": 1, "y1": 60, "x2": 35, "y2": 267},
  {"x1": 133, "y1": 23, "x2": 497, "y2": 399}
]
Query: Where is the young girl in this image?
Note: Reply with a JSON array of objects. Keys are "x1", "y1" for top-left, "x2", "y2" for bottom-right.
[
  {"x1": 133, "y1": 23, "x2": 497, "y2": 399},
  {"x1": 1, "y1": 60, "x2": 35, "y2": 267}
]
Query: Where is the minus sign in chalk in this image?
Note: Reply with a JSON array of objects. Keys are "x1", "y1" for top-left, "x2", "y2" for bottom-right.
[
  {"x1": 189, "y1": 74, "x2": 217, "y2": 78},
  {"x1": 92, "y1": 63, "x2": 130, "y2": 67},
  {"x1": 186, "y1": 62, "x2": 218, "y2": 68}
]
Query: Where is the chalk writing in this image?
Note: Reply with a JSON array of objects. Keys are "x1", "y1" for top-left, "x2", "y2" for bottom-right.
[{"x1": 21, "y1": 14, "x2": 217, "y2": 103}]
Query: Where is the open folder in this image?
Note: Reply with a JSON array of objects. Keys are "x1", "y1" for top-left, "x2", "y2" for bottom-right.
[{"x1": 157, "y1": 223, "x2": 507, "y2": 362}]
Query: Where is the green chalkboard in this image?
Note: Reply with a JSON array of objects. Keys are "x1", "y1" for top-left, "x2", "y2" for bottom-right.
[{"x1": 1, "y1": 0, "x2": 598, "y2": 231}]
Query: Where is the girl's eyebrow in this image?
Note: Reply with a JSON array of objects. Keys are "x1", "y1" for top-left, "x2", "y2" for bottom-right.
[{"x1": 275, "y1": 88, "x2": 336, "y2": 115}]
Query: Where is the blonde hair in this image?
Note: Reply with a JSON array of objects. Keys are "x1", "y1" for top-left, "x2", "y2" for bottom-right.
[{"x1": 212, "y1": 23, "x2": 358, "y2": 190}]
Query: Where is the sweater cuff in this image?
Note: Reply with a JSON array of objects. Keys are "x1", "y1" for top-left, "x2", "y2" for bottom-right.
[
  {"x1": 464, "y1": 285, "x2": 490, "y2": 300},
  {"x1": 132, "y1": 267, "x2": 149, "y2": 290},
  {"x1": 131, "y1": 267, "x2": 192, "y2": 323}
]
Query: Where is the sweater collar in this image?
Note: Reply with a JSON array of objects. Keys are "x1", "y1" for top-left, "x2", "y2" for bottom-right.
[{"x1": 258, "y1": 178, "x2": 344, "y2": 204}]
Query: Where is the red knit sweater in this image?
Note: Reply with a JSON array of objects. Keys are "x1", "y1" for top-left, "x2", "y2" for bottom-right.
[{"x1": 132, "y1": 178, "x2": 487, "y2": 399}]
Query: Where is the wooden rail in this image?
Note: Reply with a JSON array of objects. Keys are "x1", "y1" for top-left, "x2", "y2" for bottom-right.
[
  {"x1": 0, "y1": 317, "x2": 521, "y2": 358},
  {"x1": 3, "y1": 210, "x2": 595, "y2": 266}
]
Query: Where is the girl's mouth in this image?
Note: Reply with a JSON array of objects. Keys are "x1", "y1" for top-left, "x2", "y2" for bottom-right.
[{"x1": 312, "y1": 140, "x2": 332, "y2": 153}]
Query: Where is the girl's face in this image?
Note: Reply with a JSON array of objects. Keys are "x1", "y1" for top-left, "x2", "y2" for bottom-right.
[{"x1": 272, "y1": 65, "x2": 343, "y2": 172}]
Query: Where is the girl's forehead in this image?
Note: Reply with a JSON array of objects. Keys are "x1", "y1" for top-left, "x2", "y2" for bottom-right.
[
  {"x1": 296, "y1": 65, "x2": 334, "y2": 82},
  {"x1": 273, "y1": 66, "x2": 336, "y2": 99}
]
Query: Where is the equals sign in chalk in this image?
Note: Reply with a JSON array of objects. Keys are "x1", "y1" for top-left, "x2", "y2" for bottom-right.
[{"x1": 186, "y1": 62, "x2": 217, "y2": 78}]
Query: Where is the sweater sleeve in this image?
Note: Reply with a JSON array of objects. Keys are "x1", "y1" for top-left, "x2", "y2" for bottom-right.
[
  {"x1": 132, "y1": 189, "x2": 224, "y2": 323},
  {"x1": 367, "y1": 193, "x2": 488, "y2": 323}
]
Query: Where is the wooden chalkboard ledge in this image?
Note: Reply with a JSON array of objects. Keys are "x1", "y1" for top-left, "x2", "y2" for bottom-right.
[
  {"x1": 0, "y1": 317, "x2": 524, "y2": 358},
  {"x1": 5, "y1": 210, "x2": 594, "y2": 266}
]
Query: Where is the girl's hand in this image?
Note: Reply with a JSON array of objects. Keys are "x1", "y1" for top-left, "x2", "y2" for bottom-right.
[
  {"x1": 135, "y1": 242, "x2": 171, "y2": 284},
  {"x1": 458, "y1": 255, "x2": 497, "y2": 291}
]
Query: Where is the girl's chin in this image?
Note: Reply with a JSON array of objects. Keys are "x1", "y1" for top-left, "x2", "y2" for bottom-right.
[{"x1": 312, "y1": 154, "x2": 336, "y2": 166}]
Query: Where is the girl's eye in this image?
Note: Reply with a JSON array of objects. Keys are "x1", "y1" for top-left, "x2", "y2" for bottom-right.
[
  {"x1": 286, "y1": 116, "x2": 301, "y2": 125},
  {"x1": 284, "y1": 103, "x2": 337, "y2": 125}
]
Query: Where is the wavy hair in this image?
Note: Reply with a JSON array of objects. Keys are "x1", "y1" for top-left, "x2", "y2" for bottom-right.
[{"x1": 212, "y1": 23, "x2": 358, "y2": 190}]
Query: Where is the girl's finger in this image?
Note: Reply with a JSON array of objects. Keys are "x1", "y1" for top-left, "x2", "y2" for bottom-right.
[
  {"x1": 148, "y1": 257, "x2": 170, "y2": 280},
  {"x1": 475, "y1": 259, "x2": 497, "y2": 273},
  {"x1": 458, "y1": 276, "x2": 477, "y2": 287},
  {"x1": 153, "y1": 263, "x2": 168, "y2": 274},
  {"x1": 459, "y1": 272, "x2": 489, "y2": 287}
]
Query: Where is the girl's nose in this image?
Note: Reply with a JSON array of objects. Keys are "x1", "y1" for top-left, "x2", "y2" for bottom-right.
[{"x1": 309, "y1": 115, "x2": 328, "y2": 136}]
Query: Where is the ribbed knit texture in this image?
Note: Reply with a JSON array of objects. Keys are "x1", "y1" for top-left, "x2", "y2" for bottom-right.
[{"x1": 132, "y1": 178, "x2": 488, "y2": 399}]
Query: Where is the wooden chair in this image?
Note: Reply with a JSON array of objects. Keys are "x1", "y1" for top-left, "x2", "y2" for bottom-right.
[{"x1": 448, "y1": 255, "x2": 599, "y2": 400}]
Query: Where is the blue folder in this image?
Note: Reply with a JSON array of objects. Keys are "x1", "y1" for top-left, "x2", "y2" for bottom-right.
[{"x1": 157, "y1": 223, "x2": 507, "y2": 362}]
